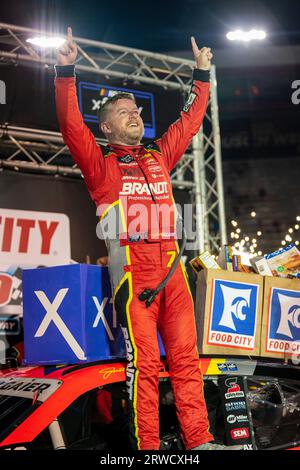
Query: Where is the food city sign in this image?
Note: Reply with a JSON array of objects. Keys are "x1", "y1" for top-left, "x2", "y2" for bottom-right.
[
  {"x1": 207, "y1": 279, "x2": 259, "y2": 350},
  {"x1": 0, "y1": 208, "x2": 70, "y2": 266},
  {"x1": 266, "y1": 287, "x2": 300, "y2": 355}
]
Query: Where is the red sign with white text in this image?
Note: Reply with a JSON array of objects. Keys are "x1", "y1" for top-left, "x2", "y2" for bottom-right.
[{"x1": 0, "y1": 209, "x2": 70, "y2": 266}]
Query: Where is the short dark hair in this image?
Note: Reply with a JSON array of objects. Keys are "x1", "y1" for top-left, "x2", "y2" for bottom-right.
[{"x1": 98, "y1": 92, "x2": 136, "y2": 124}]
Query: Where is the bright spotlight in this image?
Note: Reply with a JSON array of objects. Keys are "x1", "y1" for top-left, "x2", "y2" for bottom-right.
[
  {"x1": 226, "y1": 29, "x2": 266, "y2": 42},
  {"x1": 26, "y1": 36, "x2": 66, "y2": 48}
]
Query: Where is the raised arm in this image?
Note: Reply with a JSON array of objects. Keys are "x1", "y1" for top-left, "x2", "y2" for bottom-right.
[
  {"x1": 55, "y1": 27, "x2": 105, "y2": 189},
  {"x1": 157, "y1": 38, "x2": 213, "y2": 171}
]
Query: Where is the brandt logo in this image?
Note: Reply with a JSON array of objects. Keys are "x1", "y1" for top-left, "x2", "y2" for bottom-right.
[{"x1": 0, "y1": 80, "x2": 6, "y2": 104}]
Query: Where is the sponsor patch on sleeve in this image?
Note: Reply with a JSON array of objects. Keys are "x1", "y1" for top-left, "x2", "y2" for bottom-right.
[{"x1": 183, "y1": 92, "x2": 197, "y2": 112}]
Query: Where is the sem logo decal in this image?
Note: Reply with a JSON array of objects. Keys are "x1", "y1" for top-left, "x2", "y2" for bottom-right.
[
  {"x1": 208, "y1": 279, "x2": 259, "y2": 350},
  {"x1": 267, "y1": 287, "x2": 300, "y2": 355},
  {"x1": 230, "y1": 428, "x2": 250, "y2": 440}
]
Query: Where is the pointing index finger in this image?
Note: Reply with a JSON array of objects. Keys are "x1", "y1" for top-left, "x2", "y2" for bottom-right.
[
  {"x1": 67, "y1": 26, "x2": 73, "y2": 41},
  {"x1": 191, "y1": 36, "x2": 199, "y2": 55}
]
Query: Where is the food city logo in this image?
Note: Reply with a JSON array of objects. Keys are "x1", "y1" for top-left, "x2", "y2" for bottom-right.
[
  {"x1": 224, "y1": 377, "x2": 245, "y2": 400},
  {"x1": 291, "y1": 80, "x2": 300, "y2": 105},
  {"x1": 266, "y1": 287, "x2": 300, "y2": 355},
  {"x1": 0, "y1": 80, "x2": 6, "y2": 104},
  {"x1": 208, "y1": 280, "x2": 259, "y2": 350},
  {"x1": 33, "y1": 289, "x2": 115, "y2": 361},
  {"x1": 0, "y1": 208, "x2": 70, "y2": 265}
]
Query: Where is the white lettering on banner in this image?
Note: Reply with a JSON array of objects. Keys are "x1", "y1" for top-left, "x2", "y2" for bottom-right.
[
  {"x1": 34, "y1": 289, "x2": 86, "y2": 360},
  {"x1": 0, "y1": 208, "x2": 70, "y2": 265},
  {"x1": 276, "y1": 293, "x2": 300, "y2": 339},
  {"x1": 92, "y1": 296, "x2": 114, "y2": 340},
  {"x1": 209, "y1": 331, "x2": 254, "y2": 349},
  {"x1": 119, "y1": 181, "x2": 168, "y2": 196},
  {"x1": 219, "y1": 285, "x2": 251, "y2": 331}
]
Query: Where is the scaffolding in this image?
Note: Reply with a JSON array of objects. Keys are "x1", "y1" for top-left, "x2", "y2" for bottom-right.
[{"x1": 0, "y1": 22, "x2": 226, "y2": 252}]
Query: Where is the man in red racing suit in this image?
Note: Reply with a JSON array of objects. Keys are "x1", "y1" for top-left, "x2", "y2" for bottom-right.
[{"x1": 55, "y1": 28, "x2": 214, "y2": 450}]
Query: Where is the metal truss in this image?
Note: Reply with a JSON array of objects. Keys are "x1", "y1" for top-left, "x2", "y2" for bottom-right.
[{"x1": 0, "y1": 23, "x2": 226, "y2": 253}]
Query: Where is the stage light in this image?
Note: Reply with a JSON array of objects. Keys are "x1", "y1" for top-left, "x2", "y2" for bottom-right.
[
  {"x1": 281, "y1": 240, "x2": 286, "y2": 246},
  {"x1": 26, "y1": 36, "x2": 66, "y2": 48},
  {"x1": 231, "y1": 220, "x2": 238, "y2": 227},
  {"x1": 257, "y1": 231, "x2": 262, "y2": 236},
  {"x1": 252, "y1": 238, "x2": 257, "y2": 243},
  {"x1": 231, "y1": 232, "x2": 235, "y2": 238},
  {"x1": 226, "y1": 29, "x2": 266, "y2": 42},
  {"x1": 288, "y1": 228, "x2": 294, "y2": 233},
  {"x1": 251, "y1": 211, "x2": 256, "y2": 218},
  {"x1": 296, "y1": 241, "x2": 300, "y2": 246},
  {"x1": 295, "y1": 225, "x2": 300, "y2": 230},
  {"x1": 245, "y1": 236, "x2": 249, "y2": 241},
  {"x1": 285, "y1": 235, "x2": 292, "y2": 242},
  {"x1": 236, "y1": 228, "x2": 241, "y2": 233},
  {"x1": 258, "y1": 251, "x2": 262, "y2": 256},
  {"x1": 297, "y1": 216, "x2": 300, "y2": 221}
]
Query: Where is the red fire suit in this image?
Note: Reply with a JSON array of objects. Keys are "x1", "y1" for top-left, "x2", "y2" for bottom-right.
[{"x1": 55, "y1": 64, "x2": 213, "y2": 450}]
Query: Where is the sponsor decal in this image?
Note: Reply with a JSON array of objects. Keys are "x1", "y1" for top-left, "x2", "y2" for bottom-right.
[
  {"x1": 121, "y1": 167, "x2": 142, "y2": 177},
  {"x1": 0, "y1": 316, "x2": 20, "y2": 335},
  {"x1": 243, "y1": 444, "x2": 253, "y2": 450},
  {"x1": 267, "y1": 288, "x2": 300, "y2": 355},
  {"x1": 227, "y1": 414, "x2": 249, "y2": 424},
  {"x1": 225, "y1": 377, "x2": 245, "y2": 399},
  {"x1": 217, "y1": 362, "x2": 238, "y2": 372},
  {"x1": 183, "y1": 92, "x2": 196, "y2": 112},
  {"x1": 0, "y1": 377, "x2": 62, "y2": 401},
  {"x1": 225, "y1": 401, "x2": 247, "y2": 412},
  {"x1": 119, "y1": 181, "x2": 168, "y2": 196},
  {"x1": 121, "y1": 327, "x2": 135, "y2": 400},
  {"x1": 208, "y1": 279, "x2": 259, "y2": 350},
  {"x1": 0, "y1": 208, "x2": 70, "y2": 266},
  {"x1": 118, "y1": 154, "x2": 135, "y2": 164},
  {"x1": 230, "y1": 428, "x2": 250, "y2": 440}
]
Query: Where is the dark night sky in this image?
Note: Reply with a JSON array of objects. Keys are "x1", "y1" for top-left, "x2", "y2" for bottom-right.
[{"x1": 1, "y1": 0, "x2": 300, "y2": 52}]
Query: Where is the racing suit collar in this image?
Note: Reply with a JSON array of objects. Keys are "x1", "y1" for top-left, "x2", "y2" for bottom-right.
[{"x1": 107, "y1": 143, "x2": 143, "y2": 154}]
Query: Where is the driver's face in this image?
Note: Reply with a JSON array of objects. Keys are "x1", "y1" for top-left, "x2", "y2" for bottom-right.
[{"x1": 103, "y1": 98, "x2": 144, "y2": 145}]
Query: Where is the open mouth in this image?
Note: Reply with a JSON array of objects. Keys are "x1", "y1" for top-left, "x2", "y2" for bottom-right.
[{"x1": 128, "y1": 123, "x2": 138, "y2": 128}]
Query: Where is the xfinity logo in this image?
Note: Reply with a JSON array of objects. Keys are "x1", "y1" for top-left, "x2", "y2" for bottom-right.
[
  {"x1": 34, "y1": 289, "x2": 115, "y2": 360},
  {"x1": 208, "y1": 279, "x2": 259, "y2": 350},
  {"x1": 119, "y1": 181, "x2": 168, "y2": 196},
  {"x1": 267, "y1": 288, "x2": 300, "y2": 354},
  {"x1": 0, "y1": 208, "x2": 70, "y2": 265}
]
